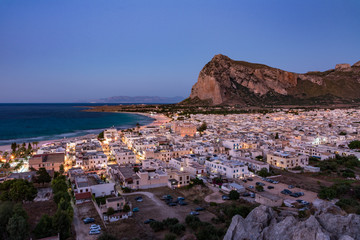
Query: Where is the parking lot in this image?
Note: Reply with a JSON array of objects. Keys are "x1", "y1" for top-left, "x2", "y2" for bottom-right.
[
  {"x1": 237, "y1": 176, "x2": 319, "y2": 203},
  {"x1": 74, "y1": 202, "x2": 105, "y2": 240}
]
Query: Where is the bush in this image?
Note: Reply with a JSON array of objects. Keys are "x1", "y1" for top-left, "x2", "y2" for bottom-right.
[
  {"x1": 185, "y1": 215, "x2": 201, "y2": 230},
  {"x1": 257, "y1": 168, "x2": 271, "y2": 177},
  {"x1": 349, "y1": 140, "x2": 360, "y2": 149},
  {"x1": 222, "y1": 204, "x2": 252, "y2": 218},
  {"x1": 229, "y1": 190, "x2": 240, "y2": 200},
  {"x1": 318, "y1": 186, "x2": 337, "y2": 200},
  {"x1": 169, "y1": 223, "x2": 185, "y2": 235},
  {"x1": 162, "y1": 217, "x2": 179, "y2": 227},
  {"x1": 123, "y1": 204, "x2": 130, "y2": 213},
  {"x1": 98, "y1": 232, "x2": 117, "y2": 240},
  {"x1": 195, "y1": 223, "x2": 224, "y2": 240},
  {"x1": 150, "y1": 221, "x2": 164, "y2": 232},
  {"x1": 164, "y1": 233, "x2": 177, "y2": 240},
  {"x1": 106, "y1": 207, "x2": 115, "y2": 216},
  {"x1": 255, "y1": 185, "x2": 264, "y2": 192},
  {"x1": 209, "y1": 202, "x2": 217, "y2": 207}
]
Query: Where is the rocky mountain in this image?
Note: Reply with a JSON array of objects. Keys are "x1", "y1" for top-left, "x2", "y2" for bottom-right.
[
  {"x1": 224, "y1": 201, "x2": 360, "y2": 240},
  {"x1": 184, "y1": 54, "x2": 360, "y2": 106},
  {"x1": 93, "y1": 96, "x2": 184, "y2": 104}
]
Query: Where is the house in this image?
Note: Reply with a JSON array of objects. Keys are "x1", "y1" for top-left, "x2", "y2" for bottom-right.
[
  {"x1": 172, "y1": 122, "x2": 197, "y2": 137},
  {"x1": 29, "y1": 153, "x2": 64, "y2": 171},
  {"x1": 75, "y1": 192, "x2": 92, "y2": 205},
  {"x1": 267, "y1": 151, "x2": 308, "y2": 169},
  {"x1": 205, "y1": 159, "x2": 250, "y2": 179},
  {"x1": 166, "y1": 168, "x2": 191, "y2": 188}
]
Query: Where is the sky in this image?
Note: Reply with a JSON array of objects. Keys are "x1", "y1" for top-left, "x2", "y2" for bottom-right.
[{"x1": 0, "y1": 0, "x2": 359, "y2": 103}]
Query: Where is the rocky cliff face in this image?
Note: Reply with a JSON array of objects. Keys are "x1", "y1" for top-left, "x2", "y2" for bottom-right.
[
  {"x1": 186, "y1": 54, "x2": 360, "y2": 106},
  {"x1": 224, "y1": 202, "x2": 360, "y2": 240}
]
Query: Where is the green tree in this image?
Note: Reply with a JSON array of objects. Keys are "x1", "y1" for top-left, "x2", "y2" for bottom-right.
[
  {"x1": 275, "y1": 133, "x2": 279, "y2": 139},
  {"x1": 257, "y1": 168, "x2": 271, "y2": 177},
  {"x1": 34, "y1": 168, "x2": 52, "y2": 185},
  {"x1": 255, "y1": 185, "x2": 264, "y2": 192},
  {"x1": 348, "y1": 140, "x2": 360, "y2": 149},
  {"x1": 164, "y1": 233, "x2": 177, "y2": 240},
  {"x1": 11, "y1": 142, "x2": 17, "y2": 154},
  {"x1": 53, "y1": 209, "x2": 71, "y2": 240},
  {"x1": 106, "y1": 207, "x2": 115, "y2": 216},
  {"x1": 229, "y1": 190, "x2": 240, "y2": 200},
  {"x1": 98, "y1": 131, "x2": 104, "y2": 140},
  {"x1": 33, "y1": 214, "x2": 54, "y2": 239},
  {"x1": 169, "y1": 223, "x2": 185, "y2": 235},
  {"x1": 51, "y1": 176, "x2": 68, "y2": 194},
  {"x1": 7, "y1": 214, "x2": 28, "y2": 240},
  {"x1": 197, "y1": 122, "x2": 207, "y2": 133},
  {"x1": 318, "y1": 187, "x2": 337, "y2": 200},
  {"x1": 59, "y1": 164, "x2": 65, "y2": 175},
  {"x1": 162, "y1": 217, "x2": 179, "y2": 227},
  {"x1": 53, "y1": 191, "x2": 71, "y2": 205},
  {"x1": 123, "y1": 204, "x2": 130, "y2": 212},
  {"x1": 0, "y1": 179, "x2": 37, "y2": 202},
  {"x1": 149, "y1": 221, "x2": 164, "y2": 232},
  {"x1": 98, "y1": 232, "x2": 118, "y2": 240}
]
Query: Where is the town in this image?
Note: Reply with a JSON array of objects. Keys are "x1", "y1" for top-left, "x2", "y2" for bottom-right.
[{"x1": 1, "y1": 108, "x2": 360, "y2": 240}]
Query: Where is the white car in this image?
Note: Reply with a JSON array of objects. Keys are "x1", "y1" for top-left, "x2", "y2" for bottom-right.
[
  {"x1": 90, "y1": 224, "x2": 101, "y2": 230},
  {"x1": 89, "y1": 229, "x2": 101, "y2": 235}
]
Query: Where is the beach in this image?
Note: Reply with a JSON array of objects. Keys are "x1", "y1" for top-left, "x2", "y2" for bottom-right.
[{"x1": 0, "y1": 113, "x2": 171, "y2": 153}]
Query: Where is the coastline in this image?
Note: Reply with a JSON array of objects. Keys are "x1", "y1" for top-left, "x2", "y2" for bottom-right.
[{"x1": 0, "y1": 112, "x2": 171, "y2": 153}]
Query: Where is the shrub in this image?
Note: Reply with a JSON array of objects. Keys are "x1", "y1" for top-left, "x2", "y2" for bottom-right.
[
  {"x1": 209, "y1": 202, "x2": 217, "y2": 207},
  {"x1": 164, "y1": 233, "x2": 177, "y2": 240},
  {"x1": 229, "y1": 190, "x2": 240, "y2": 200},
  {"x1": 106, "y1": 207, "x2": 115, "y2": 216},
  {"x1": 185, "y1": 215, "x2": 201, "y2": 230},
  {"x1": 150, "y1": 221, "x2": 164, "y2": 232},
  {"x1": 169, "y1": 223, "x2": 185, "y2": 235},
  {"x1": 123, "y1": 204, "x2": 130, "y2": 213},
  {"x1": 162, "y1": 217, "x2": 179, "y2": 227}
]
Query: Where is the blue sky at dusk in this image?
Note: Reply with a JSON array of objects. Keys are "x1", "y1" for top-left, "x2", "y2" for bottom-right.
[{"x1": 0, "y1": 0, "x2": 359, "y2": 103}]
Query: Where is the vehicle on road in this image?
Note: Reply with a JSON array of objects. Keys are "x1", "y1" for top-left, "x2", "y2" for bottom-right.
[
  {"x1": 83, "y1": 218, "x2": 95, "y2": 224},
  {"x1": 89, "y1": 230, "x2": 101, "y2": 235},
  {"x1": 133, "y1": 207, "x2": 140, "y2": 212},
  {"x1": 144, "y1": 219, "x2": 156, "y2": 224},
  {"x1": 190, "y1": 211, "x2": 199, "y2": 215}
]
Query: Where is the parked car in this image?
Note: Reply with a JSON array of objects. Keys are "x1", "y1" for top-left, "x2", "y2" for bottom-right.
[
  {"x1": 281, "y1": 189, "x2": 292, "y2": 195},
  {"x1": 190, "y1": 211, "x2": 199, "y2": 215},
  {"x1": 288, "y1": 185, "x2": 295, "y2": 189},
  {"x1": 250, "y1": 193, "x2": 255, "y2": 198},
  {"x1": 177, "y1": 197, "x2": 185, "y2": 201},
  {"x1": 144, "y1": 219, "x2": 156, "y2": 224},
  {"x1": 297, "y1": 192, "x2": 304, "y2": 196},
  {"x1": 133, "y1": 207, "x2": 140, "y2": 212},
  {"x1": 89, "y1": 229, "x2": 101, "y2": 235},
  {"x1": 242, "y1": 179, "x2": 247, "y2": 183},
  {"x1": 83, "y1": 218, "x2": 95, "y2": 224},
  {"x1": 90, "y1": 224, "x2": 100, "y2": 230},
  {"x1": 290, "y1": 192, "x2": 300, "y2": 198},
  {"x1": 222, "y1": 195, "x2": 230, "y2": 200},
  {"x1": 195, "y1": 207, "x2": 205, "y2": 211},
  {"x1": 247, "y1": 178, "x2": 253, "y2": 181},
  {"x1": 267, "y1": 186, "x2": 274, "y2": 189},
  {"x1": 178, "y1": 201, "x2": 188, "y2": 206},
  {"x1": 168, "y1": 202, "x2": 177, "y2": 206},
  {"x1": 242, "y1": 192, "x2": 250, "y2": 197},
  {"x1": 272, "y1": 181, "x2": 279, "y2": 184},
  {"x1": 256, "y1": 182, "x2": 265, "y2": 186},
  {"x1": 248, "y1": 185, "x2": 254, "y2": 189},
  {"x1": 161, "y1": 195, "x2": 173, "y2": 200}
]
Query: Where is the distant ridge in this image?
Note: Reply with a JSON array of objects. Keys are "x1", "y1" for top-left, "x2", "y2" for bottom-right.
[
  {"x1": 93, "y1": 96, "x2": 184, "y2": 104},
  {"x1": 182, "y1": 54, "x2": 360, "y2": 106}
]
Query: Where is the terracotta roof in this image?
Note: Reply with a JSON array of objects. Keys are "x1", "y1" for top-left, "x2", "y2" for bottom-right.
[{"x1": 75, "y1": 192, "x2": 92, "y2": 200}]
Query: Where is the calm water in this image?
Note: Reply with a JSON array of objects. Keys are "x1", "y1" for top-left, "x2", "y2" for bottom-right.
[{"x1": 0, "y1": 103, "x2": 154, "y2": 145}]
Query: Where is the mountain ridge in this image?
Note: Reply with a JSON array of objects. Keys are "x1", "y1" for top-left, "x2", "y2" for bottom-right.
[{"x1": 184, "y1": 54, "x2": 360, "y2": 106}]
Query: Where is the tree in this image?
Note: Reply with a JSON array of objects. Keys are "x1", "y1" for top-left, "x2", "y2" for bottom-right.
[
  {"x1": 27, "y1": 143, "x2": 32, "y2": 152},
  {"x1": 98, "y1": 131, "x2": 104, "y2": 140},
  {"x1": 59, "y1": 164, "x2": 65, "y2": 175},
  {"x1": 255, "y1": 185, "x2": 264, "y2": 192},
  {"x1": 7, "y1": 213, "x2": 29, "y2": 240},
  {"x1": 34, "y1": 168, "x2": 51, "y2": 185},
  {"x1": 275, "y1": 133, "x2": 279, "y2": 139},
  {"x1": 162, "y1": 217, "x2": 179, "y2": 227},
  {"x1": 53, "y1": 191, "x2": 71, "y2": 204},
  {"x1": 0, "y1": 179, "x2": 37, "y2": 202},
  {"x1": 11, "y1": 142, "x2": 17, "y2": 154},
  {"x1": 149, "y1": 221, "x2": 164, "y2": 232},
  {"x1": 318, "y1": 187, "x2": 337, "y2": 200},
  {"x1": 197, "y1": 122, "x2": 207, "y2": 133},
  {"x1": 257, "y1": 168, "x2": 271, "y2": 177},
  {"x1": 106, "y1": 207, "x2": 115, "y2": 216},
  {"x1": 53, "y1": 209, "x2": 71, "y2": 240},
  {"x1": 98, "y1": 233, "x2": 117, "y2": 240},
  {"x1": 229, "y1": 190, "x2": 240, "y2": 200},
  {"x1": 169, "y1": 223, "x2": 185, "y2": 235},
  {"x1": 33, "y1": 214, "x2": 54, "y2": 239},
  {"x1": 348, "y1": 140, "x2": 360, "y2": 149},
  {"x1": 123, "y1": 204, "x2": 130, "y2": 212},
  {"x1": 51, "y1": 176, "x2": 68, "y2": 194},
  {"x1": 134, "y1": 167, "x2": 140, "y2": 173}
]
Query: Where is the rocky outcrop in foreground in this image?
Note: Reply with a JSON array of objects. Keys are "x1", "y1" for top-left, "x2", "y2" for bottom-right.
[
  {"x1": 224, "y1": 203, "x2": 360, "y2": 240},
  {"x1": 185, "y1": 54, "x2": 360, "y2": 106}
]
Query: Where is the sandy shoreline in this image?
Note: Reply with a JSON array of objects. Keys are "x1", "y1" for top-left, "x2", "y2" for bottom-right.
[{"x1": 0, "y1": 112, "x2": 171, "y2": 153}]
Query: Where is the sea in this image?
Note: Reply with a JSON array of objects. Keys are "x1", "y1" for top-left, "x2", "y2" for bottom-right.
[{"x1": 0, "y1": 103, "x2": 154, "y2": 146}]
